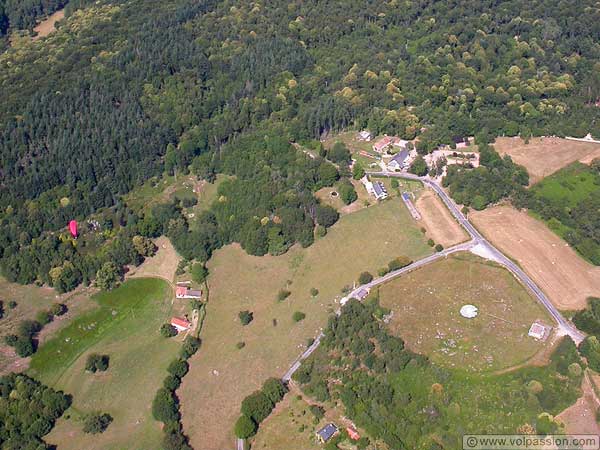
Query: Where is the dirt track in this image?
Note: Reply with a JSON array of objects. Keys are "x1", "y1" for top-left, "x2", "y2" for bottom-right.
[
  {"x1": 471, "y1": 206, "x2": 600, "y2": 310},
  {"x1": 416, "y1": 189, "x2": 468, "y2": 247},
  {"x1": 494, "y1": 137, "x2": 600, "y2": 184},
  {"x1": 557, "y1": 372, "x2": 600, "y2": 434}
]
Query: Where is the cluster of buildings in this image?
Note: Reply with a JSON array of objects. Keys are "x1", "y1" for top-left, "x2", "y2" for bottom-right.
[
  {"x1": 316, "y1": 423, "x2": 361, "y2": 444},
  {"x1": 169, "y1": 285, "x2": 203, "y2": 334}
]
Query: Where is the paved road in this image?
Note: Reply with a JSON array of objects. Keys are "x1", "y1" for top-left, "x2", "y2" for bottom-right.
[
  {"x1": 369, "y1": 171, "x2": 585, "y2": 343},
  {"x1": 235, "y1": 170, "x2": 585, "y2": 449}
]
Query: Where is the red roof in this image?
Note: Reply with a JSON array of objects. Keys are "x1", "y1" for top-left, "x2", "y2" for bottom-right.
[
  {"x1": 373, "y1": 136, "x2": 394, "y2": 151},
  {"x1": 176, "y1": 286, "x2": 187, "y2": 296},
  {"x1": 171, "y1": 317, "x2": 191, "y2": 329},
  {"x1": 347, "y1": 427, "x2": 360, "y2": 440}
]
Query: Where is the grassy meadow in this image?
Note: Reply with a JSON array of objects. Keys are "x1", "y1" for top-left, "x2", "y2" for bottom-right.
[
  {"x1": 179, "y1": 197, "x2": 432, "y2": 450},
  {"x1": 29, "y1": 278, "x2": 180, "y2": 450},
  {"x1": 532, "y1": 162, "x2": 600, "y2": 207},
  {"x1": 378, "y1": 253, "x2": 550, "y2": 372}
]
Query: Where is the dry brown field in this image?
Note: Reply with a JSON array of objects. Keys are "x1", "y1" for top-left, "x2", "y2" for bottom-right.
[
  {"x1": 494, "y1": 137, "x2": 600, "y2": 184},
  {"x1": 557, "y1": 372, "x2": 600, "y2": 434},
  {"x1": 129, "y1": 236, "x2": 181, "y2": 283},
  {"x1": 471, "y1": 205, "x2": 600, "y2": 310},
  {"x1": 416, "y1": 188, "x2": 468, "y2": 247}
]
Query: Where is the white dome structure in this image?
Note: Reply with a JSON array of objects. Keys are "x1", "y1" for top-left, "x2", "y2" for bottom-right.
[{"x1": 460, "y1": 304, "x2": 478, "y2": 319}]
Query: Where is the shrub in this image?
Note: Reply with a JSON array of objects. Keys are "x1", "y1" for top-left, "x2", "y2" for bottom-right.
[
  {"x1": 277, "y1": 289, "x2": 291, "y2": 301},
  {"x1": 239, "y1": 310, "x2": 253, "y2": 325},
  {"x1": 316, "y1": 225, "x2": 327, "y2": 238},
  {"x1": 427, "y1": 238, "x2": 435, "y2": 247},
  {"x1": 152, "y1": 388, "x2": 179, "y2": 423},
  {"x1": 191, "y1": 263, "x2": 208, "y2": 284},
  {"x1": 241, "y1": 391, "x2": 273, "y2": 424},
  {"x1": 388, "y1": 256, "x2": 412, "y2": 271},
  {"x1": 163, "y1": 374, "x2": 182, "y2": 391},
  {"x1": 309, "y1": 405, "x2": 325, "y2": 420},
  {"x1": 234, "y1": 415, "x2": 257, "y2": 439},
  {"x1": 526, "y1": 380, "x2": 543, "y2": 395},
  {"x1": 160, "y1": 323, "x2": 178, "y2": 338},
  {"x1": 167, "y1": 359, "x2": 189, "y2": 379},
  {"x1": 180, "y1": 336, "x2": 201, "y2": 359},
  {"x1": 580, "y1": 336, "x2": 600, "y2": 371},
  {"x1": 262, "y1": 378, "x2": 287, "y2": 404},
  {"x1": 50, "y1": 303, "x2": 67, "y2": 316},
  {"x1": 83, "y1": 413, "x2": 113, "y2": 434},
  {"x1": 236, "y1": 341, "x2": 246, "y2": 349},
  {"x1": 310, "y1": 288, "x2": 319, "y2": 297},
  {"x1": 85, "y1": 354, "x2": 109, "y2": 373},
  {"x1": 14, "y1": 337, "x2": 35, "y2": 357},
  {"x1": 292, "y1": 311, "x2": 306, "y2": 322},
  {"x1": 378, "y1": 267, "x2": 389, "y2": 277},
  {"x1": 435, "y1": 244, "x2": 444, "y2": 252},
  {"x1": 568, "y1": 362, "x2": 582, "y2": 378},
  {"x1": 8, "y1": 300, "x2": 17, "y2": 309},
  {"x1": 358, "y1": 271, "x2": 373, "y2": 284}
]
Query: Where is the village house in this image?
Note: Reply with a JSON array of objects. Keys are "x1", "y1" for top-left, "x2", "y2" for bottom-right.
[
  {"x1": 171, "y1": 317, "x2": 191, "y2": 333},
  {"x1": 361, "y1": 176, "x2": 388, "y2": 201},
  {"x1": 176, "y1": 286, "x2": 202, "y2": 299},
  {"x1": 346, "y1": 427, "x2": 361, "y2": 441},
  {"x1": 316, "y1": 423, "x2": 338, "y2": 444},
  {"x1": 373, "y1": 136, "x2": 410, "y2": 153},
  {"x1": 357, "y1": 130, "x2": 373, "y2": 141},
  {"x1": 387, "y1": 149, "x2": 409, "y2": 171}
]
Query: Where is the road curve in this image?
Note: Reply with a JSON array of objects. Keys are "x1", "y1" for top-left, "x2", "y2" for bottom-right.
[
  {"x1": 369, "y1": 171, "x2": 585, "y2": 343},
  {"x1": 235, "y1": 170, "x2": 585, "y2": 449}
]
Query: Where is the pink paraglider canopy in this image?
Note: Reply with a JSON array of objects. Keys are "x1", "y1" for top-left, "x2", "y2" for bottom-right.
[{"x1": 68, "y1": 220, "x2": 78, "y2": 238}]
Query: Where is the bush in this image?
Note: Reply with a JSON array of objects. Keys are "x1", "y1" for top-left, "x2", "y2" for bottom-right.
[
  {"x1": 191, "y1": 263, "x2": 208, "y2": 284},
  {"x1": 234, "y1": 415, "x2": 257, "y2": 439},
  {"x1": 378, "y1": 267, "x2": 389, "y2": 276},
  {"x1": 8, "y1": 300, "x2": 17, "y2": 309},
  {"x1": 239, "y1": 310, "x2": 253, "y2": 325},
  {"x1": 277, "y1": 289, "x2": 291, "y2": 301},
  {"x1": 85, "y1": 354, "x2": 110, "y2": 373},
  {"x1": 161, "y1": 323, "x2": 178, "y2": 338},
  {"x1": 83, "y1": 413, "x2": 113, "y2": 434},
  {"x1": 180, "y1": 336, "x2": 201, "y2": 359},
  {"x1": 435, "y1": 244, "x2": 444, "y2": 252},
  {"x1": 309, "y1": 405, "x2": 325, "y2": 420},
  {"x1": 163, "y1": 374, "x2": 182, "y2": 391},
  {"x1": 241, "y1": 391, "x2": 273, "y2": 424},
  {"x1": 236, "y1": 341, "x2": 246, "y2": 349},
  {"x1": 50, "y1": 303, "x2": 67, "y2": 316},
  {"x1": 167, "y1": 359, "x2": 189, "y2": 378},
  {"x1": 427, "y1": 238, "x2": 435, "y2": 247},
  {"x1": 292, "y1": 311, "x2": 306, "y2": 322},
  {"x1": 152, "y1": 388, "x2": 179, "y2": 423},
  {"x1": 388, "y1": 256, "x2": 412, "y2": 271},
  {"x1": 262, "y1": 378, "x2": 287, "y2": 404},
  {"x1": 316, "y1": 225, "x2": 327, "y2": 238},
  {"x1": 580, "y1": 336, "x2": 600, "y2": 371},
  {"x1": 310, "y1": 287, "x2": 319, "y2": 297},
  {"x1": 315, "y1": 205, "x2": 339, "y2": 228},
  {"x1": 358, "y1": 271, "x2": 373, "y2": 284}
]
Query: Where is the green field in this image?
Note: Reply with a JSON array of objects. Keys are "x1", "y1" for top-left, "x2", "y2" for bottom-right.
[
  {"x1": 378, "y1": 253, "x2": 549, "y2": 372},
  {"x1": 29, "y1": 278, "x2": 180, "y2": 450},
  {"x1": 527, "y1": 162, "x2": 600, "y2": 265},
  {"x1": 532, "y1": 162, "x2": 600, "y2": 206},
  {"x1": 179, "y1": 197, "x2": 433, "y2": 449}
]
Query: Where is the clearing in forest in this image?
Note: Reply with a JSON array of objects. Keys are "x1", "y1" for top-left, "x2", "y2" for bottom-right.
[
  {"x1": 31, "y1": 278, "x2": 179, "y2": 450},
  {"x1": 129, "y1": 236, "x2": 181, "y2": 283},
  {"x1": 179, "y1": 198, "x2": 432, "y2": 450},
  {"x1": 416, "y1": 188, "x2": 468, "y2": 247},
  {"x1": 378, "y1": 253, "x2": 549, "y2": 372},
  {"x1": 471, "y1": 205, "x2": 600, "y2": 310},
  {"x1": 33, "y1": 10, "x2": 65, "y2": 39},
  {"x1": 494, "y1": 136, "x2": 600, "y2": 184}
]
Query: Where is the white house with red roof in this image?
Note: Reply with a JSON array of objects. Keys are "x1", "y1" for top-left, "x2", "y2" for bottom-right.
[
  {"x1": 170, "y1": 317, "x2": 191, "y2": 332},
  {"x1": 176, "y1": 286, "x2": 202, "y2": 299}
]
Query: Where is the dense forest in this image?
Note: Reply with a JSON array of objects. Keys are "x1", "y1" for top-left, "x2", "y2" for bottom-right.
[{"x1": 2, "y1": 0, "x2": 600, "y2": 289}]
